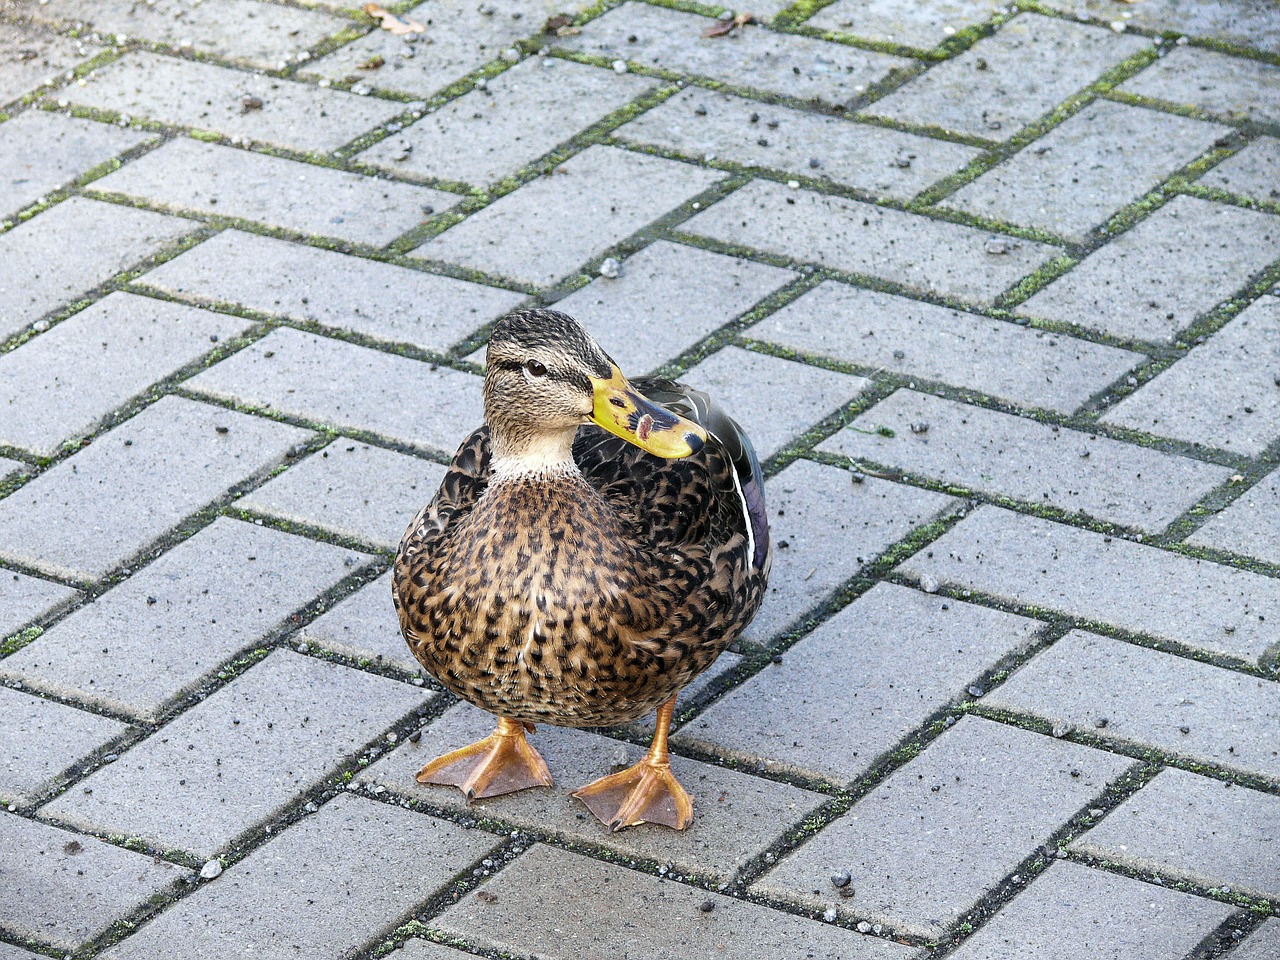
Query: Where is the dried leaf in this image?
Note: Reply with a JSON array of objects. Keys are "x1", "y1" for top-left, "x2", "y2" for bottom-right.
[
  {"x1": 357, "y1": 54, "x2": 385, "y2": 70},
  {"x1": 476, "y1": 890, "x2": 499, "y2": 903},
  {"x1": 702, "y1": 12, "x2": 753, "y2": 37},
  {"x1": 363, "y1": 3, "x2": 425, "y2": 35},
  {"x1": 544, "y1": 13, "x2": 574, "y2": 33},
  {"x1": 63, "y1": 840, "x2": 84, "y2": 855}
]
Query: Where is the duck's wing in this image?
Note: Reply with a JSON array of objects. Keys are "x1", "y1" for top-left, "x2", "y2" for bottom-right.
[{"x1": 397, "y1": 425, "x2": 492, "y2": 558}]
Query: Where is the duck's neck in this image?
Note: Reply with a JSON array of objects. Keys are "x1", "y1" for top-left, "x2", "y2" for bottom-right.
[{"x1": 488, "y1": 425, "x2": 582, "y2": 483}]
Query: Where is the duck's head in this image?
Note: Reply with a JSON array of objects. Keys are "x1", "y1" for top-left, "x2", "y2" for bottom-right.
[{"x1": 483, "y1": 309, "x2": 707, "y2": 470}]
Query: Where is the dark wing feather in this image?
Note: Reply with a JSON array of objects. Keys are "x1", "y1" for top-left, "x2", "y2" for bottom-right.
[{"x1": 397, "y1": 426, "x2": 492, "y2": 559}]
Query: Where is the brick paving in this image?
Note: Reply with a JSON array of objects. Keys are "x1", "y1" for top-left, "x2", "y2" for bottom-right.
[{"x1": 1, "y1": 0, "x2": 1276, "y2": 957}]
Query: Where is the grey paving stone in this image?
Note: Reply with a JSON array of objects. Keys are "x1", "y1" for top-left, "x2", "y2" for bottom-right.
[
  {"x1": 41, "y1": 649, "x2": 433, "y2": 858},
  {"x1": 985, "y1": 630, "x2": 1280, "y2": 783},
  {"x1": 1102, "y1": 295, "x2": 1280, "y2": 456},
  {"x1": 1202, "y1": 136, "x2": 1280, "y2": 204},
  {"x1": 68, "y1": 51, "x2": 403, "y2": 154},
  {"x1": 238, "y1": 438, "x2": 448, "y2": 549},
  {"x1": 360, "y1": 56, "x2": 654, "y2": 186},
  {"x1": 39, "y1": 0, "x2": 347, "y2": 69},
  {"x1": 679, "y1": 346, "x2": 868, "y2": 460},
  {"x1": 1232, "y1": 921, "x2": 1280, "y2": 960},
  {"x1": 754, "y1": 715, "x2": 1135, "y2": 937},
  {"x1": 0, "y1": 20, "x2": 97, "y2": 105},
  {"x1": 0, "y1": 291, "x2": 251, "y2": 457},
  {"x1": 361, "y1": 702, "x2": 827, "y2": 881},
  {"x1": 0, "y1": 943, "x2": 43, "y2": 960},
  {"x1": 94, "y1": 138, "x2": 458, "y2": 246},
  {"x1": 0, "y1": 518, "x2": 363, "y2": 720},
  {"x1": 0, "y1": 811, "x2": 183, "y2": 950},
  {"x1": 0, "y1": 687, "x2": 130, "y2": 805},
  {"x1": 299, "y1": 570, "x2": 419, "y2": 674},
  {"x1": 0, "y1": 396, "x2": 311, "y2": 582},
  {"x1": 389, "y1": 942, "x2": 479, "y2": 960},
  {"x1": 417, "y1": 145, "x2": 723, "y2": 287},
  {"x1": 1187, "y1": 469, "x2": 1280, "y2": 566},
  {"x1": 0, "y1": 110, "x2": 150, "y2": 219},
  {"x1": 805, "y1": 0, "x2": 1005, "y2": 50},
  {"x1": 556, "y1": 2, "x2": 913, "y2": 108},
  {"x1": 944, "y1": 100, "x2": 1229, "y2": 241},
  {"x1": 946, "y1": 860, "x2": 1234, "y2": 960},
  {"x1": 1122, "y1": 45, "x2": 1280, "y2": 125},
  {"x1": 683, "y1": 179, "x2": 1058, "y2": 306},
  {"x1": 1038, "y1": 0, "x2": 1280, "y2": 55},
  {"x1": 1072, "y1": 768, "x2": 1280, "y2": 900},
  {"x1": 99, "y1": 793, "x2": 498, "y2": 960},
  {"x1": 0, "y1": 196, "x2": 198, "y2": 341},
  {"x1": 185, "y1": 327, "x2": 483, "y2": 455},
  {"x1": 748, "y1": 459, "x2": 958, "y2": 644},
  {"x1": 306, "y1": 0, "x2": 575, "y2": 97},
  {"x1": 615, "y1": 87, "x2": 981, "y2": 201},
  {"x1": 0, "y1": 456, "x2": 25, "y2": 484},
  {"x1": 821, "y1": 389, "x2": 1232, "y2": 531},
  {"x1": 554, "y1": 240, "x2": 797, "y2": 374},
  {"x1": 140, "y1": 230, "x2": 520, "y2": 351},
  {"x1": 902, "y1": 507, "x2": 1280, "y2": 664},
  {"x1": 0, "y1": 570, "x2": 81, "y2": 639},
  {"x1": 432, "y1": 843, "x2": 913, "y2": 960},
  {"x1": 752, "y1": 281, "x2": 1140, "y2": 414},
  {"x1": 870, "y1": 14, "x2": 1146, "y2": 140},
  {"x1": 677, "y1": 582, "x2": 1041, "y2": 782},
  {"x1": 1019, "y1": 196, "x2": 1280, "y2": 343}
]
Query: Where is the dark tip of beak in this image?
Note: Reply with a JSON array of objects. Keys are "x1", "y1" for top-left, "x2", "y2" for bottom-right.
[{"x1": 684, "y1": 431, "x2": 704, "y2": 454}]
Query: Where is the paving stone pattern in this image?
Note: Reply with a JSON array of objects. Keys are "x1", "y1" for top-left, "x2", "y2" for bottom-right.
[{"x1": 1, "y1": 2, "x2": 1276, "y2": 956}]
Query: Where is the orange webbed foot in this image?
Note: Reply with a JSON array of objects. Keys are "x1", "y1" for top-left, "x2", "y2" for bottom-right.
[{"x1": 416, "y1": 717, "x2": 553, "y2": 800}]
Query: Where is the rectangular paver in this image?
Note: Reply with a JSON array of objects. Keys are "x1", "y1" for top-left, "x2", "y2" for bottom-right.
[
  {"x1": 68, "y1": 51, "x2": 403, "y2": 154},
  {"x1": 870, "y1": 13, "x2": 1146, "y2": 140},
  {"x1": 139, "y1": 230, "x2": 521, "y2": 352},
  {"x1": 945, "y1": 101, "x2": 1229, "y2": 241},
  {"x1": 616, "y1": 87, "x2": 981, "y2": 201},
  {"x1": 1232, "y1": 921, "x2": 1280, "y2": 960},
  {"x1": 99, "y1": 794, "x2": 499, "y2": 960},
  {"x1": 0, "y1": 291, "x2": 252, "y2": 457},
  {"x1": 806, "y1": 0, "x2": 1005, "y2": 51},
  {"x1": 0, "y1": 396, "x2": 312, "y2": 581},
  {"x1": 753, "y1": 715, "x2": 1135, "y2": 937},
  {"x1": 1187, "y1": 469, "x2": 1280, "y2": 567},
  {"x1": 677, "y1": 582, "x2": 1042, "y2": 782},
  {"x1": 300, "y1": 570, "x2": 419, "y2": 674},
  {"x1": 0, "y1": 20, "x2": 97, "y2": 105},
  {"x1": 947, "y1": 860, "x2": 1234, "y2": 960},
  {"x1": 37, "y1": 0, "x2": 349, "y2": 70},
  {"x1": 903, "y1": 506, "x2": 1280, "y2": 663},
  {"x1": 0, "y1": 570, "x2": 81, "y2": 639},
  {"x1": 361, "y1": 701, "x2": 828, "y2": 881},
  {"x1": 416, "y1": 145, "x2": 723, "y2": 287},
  {"x1": 432, "y1": 843, "x2": 913, "y2": 960},
  {"x1": 1201, "y1": 136, "x2": 1280, "y2": 203},
  {"x1": 985, "y1": 630, "x2": 1280, "y2": 783},
  {"x1": 0, "y1": 687, "x2": 130, "y2": 805},
  {"x1": 238, "y1": 439, "x2": 447, "y2": 549},
  {"x1": 1121, "y1": 45, "x2": 1280, "y2": 125},
  {"x1": 556, "y1": 2, "x2": 913, "y2": 106},
  {"x1": 752, "y1": 281, "x2": 1141, "y2": 413},
  {"x1": 0, "y1": 196, "x2": 198, "y2": 341},
  {"x1": 750, "y1": 459, "x2": 958, "y2": 643},
  {"x1": 822, "y1": 389, "x2": 1232, "y2": 531},
  {"x1": 360, "y1": 56, "x2": 654, "y2": 186},
  {"x1": 553, "y1": 240, "x2": 797, "y2": 374},
  {"x1": 0, "y1": 110, "x2": 150, "y2": 219},
  {"x1": 41, "y1": 650, "x2": 432, "y2": 858},
  {"x1": 0, "y1": 518, "x2": 365, "y2": 720},
  {"x1": 1102, "y1": 295, "x2": 1280, "y2": 456},
  {"x1": 683, "y1": 179, "x2": 1058, "y2": 306},
  {"x1": 1038, "y1": 0, "x2": 1280, "y2": 55},
  {"x1": 680, "y1": 346, "x2": 868, "y2": 459},
  {"x1": 1072, "y1": 768, "x2": 1280, "y2": 900},
  {"x1": 93, "y1": 138, "x2": 459, "y2": 247},
  {"x1": 185, "y1": 327, "x2": 484, "y2": 455},
  {"x1": 1020, "y1": 196, "x2": 1280, "y2": 344},
  {"x1": 0, "y1": 812, "x2": 182, "y2": 950}
]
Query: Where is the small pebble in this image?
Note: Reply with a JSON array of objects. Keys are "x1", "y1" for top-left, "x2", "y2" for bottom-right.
[
  {"x1": 1095, "y1": 716, "x2": 1109, "y2": 729},
  {"x1": 1051, "y1": 721, "x2": 1070, "y2": 738},
  {"x1": 408, "y1": 729, "x2": 422, "y2": 743},
  {"x1": 909, "y1": 421, "x2": 929, "y2": 435},
  {"x1": 787, "y1": 180, "x2": 800, "y2": 189},
  {"x1": 200, "y1": 859, "x2": 223, "y2": 880},
  {"x1": 822, "y1": 907, "x2": 837, "y2": 923},
  {"x1": 599, "y1": 257, "x2": 621, "y2": 279},
  {"x1": 831, "y1": 870, "x2": 851, "y2": 888},
  {"x1": 894, "y1": 154, "x2": 912, "y2": 169},
  {"x1": 849, "y1": 470, "x2": 865, "y2": 484},
  {"x1": 699, "y1": 900, "x2": 715, "y2": 913},
  {"x1": 32, "y1": 319, "x2": 51, "y2": 333},
  {"x1": 985, "y1": 236, "x2": 1013, "y2": 255},
  {"x1": 694, "y1": 104, "x2": 707, "y2": 116},
  {"x1": 857, "y1": 921, "x2": 872, "y2": 933},
  {"x1": 919, "y1": 574, "x2": 939, "y2": 594},
  {"x1": 808, "y1": 158, "x2": 820, "y2": 168},
  {"x1": 967, "y1": 684, "x2": 984, "y2": 698},
  {"x1": 612, "y1": 59, "x2": 628, "y2": 73},
  {"x1": 892, "y1": 349, "x2": 905, "y2": 360}
]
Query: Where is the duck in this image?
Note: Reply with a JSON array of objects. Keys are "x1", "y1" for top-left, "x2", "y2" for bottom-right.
[{"x1": 392, "y1": 308, "x2": 771, "y2": 831}]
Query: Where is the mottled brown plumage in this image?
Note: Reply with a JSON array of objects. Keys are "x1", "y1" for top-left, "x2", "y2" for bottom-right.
[{"x1": 392, "y1": 309, "x2": 771, "y2": 830}]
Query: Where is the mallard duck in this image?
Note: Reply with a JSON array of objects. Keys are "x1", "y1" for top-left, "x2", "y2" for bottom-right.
[{"x1": 393, "y1": 309, "x2": 771, "y2": 831}]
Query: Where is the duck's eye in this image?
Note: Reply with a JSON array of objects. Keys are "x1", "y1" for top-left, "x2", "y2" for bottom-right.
[{"x1": 524, "y1": 359, "x2": 547, "y2": 377}]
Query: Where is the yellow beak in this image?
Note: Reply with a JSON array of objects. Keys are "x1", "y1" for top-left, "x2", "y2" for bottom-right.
[{"x1": 589, "y1": 366, "x2": 707, "y2": 458}]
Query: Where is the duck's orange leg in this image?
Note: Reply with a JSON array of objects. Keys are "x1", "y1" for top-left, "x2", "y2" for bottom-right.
[
  {"x1": 416, "y1": 717, "x2": 553, "y2": 800},
  {"x1": 572, "y1": 696, "x2": 693, "y2": 832}
]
